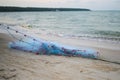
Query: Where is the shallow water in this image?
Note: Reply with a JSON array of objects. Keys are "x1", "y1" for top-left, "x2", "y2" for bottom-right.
[{"x1": 0, "y1": 11, "x2": 120, "y2": 42}]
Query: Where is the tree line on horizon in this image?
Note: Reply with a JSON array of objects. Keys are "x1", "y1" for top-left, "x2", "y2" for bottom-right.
[{"x1": 0, "y1": 6, "x2": 91, "y2": 12}]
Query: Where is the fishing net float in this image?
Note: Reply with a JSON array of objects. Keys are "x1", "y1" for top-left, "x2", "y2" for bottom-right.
[{"x1": 0, "y1": 23, "x2": 99, "y2": 59}]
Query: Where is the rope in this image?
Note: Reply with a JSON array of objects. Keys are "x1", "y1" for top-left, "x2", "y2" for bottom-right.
[
  {"x1": 97, "y1": 59, "x2": 120, "y2": 65},
  {"x1": 0, "y1": 23, "x2": 39, "y2": 48}
]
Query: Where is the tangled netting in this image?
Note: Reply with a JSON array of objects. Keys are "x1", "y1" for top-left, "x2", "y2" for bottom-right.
[
  {"x1": 9, "y1": 38, "x2": 99, "y2": 59},
  {"x1": 0, "y1": 24, "x2": 99, "y2": 59}
]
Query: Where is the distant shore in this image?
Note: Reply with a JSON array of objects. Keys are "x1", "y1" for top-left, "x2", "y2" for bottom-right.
[{"x1": 0, "y1": 6, "x2": 91, "y2": 12}]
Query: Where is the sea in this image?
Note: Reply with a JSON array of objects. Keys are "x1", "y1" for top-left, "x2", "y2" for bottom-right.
[{"x1": 0, "y1": 11, "x2": 120, "y2": 42}]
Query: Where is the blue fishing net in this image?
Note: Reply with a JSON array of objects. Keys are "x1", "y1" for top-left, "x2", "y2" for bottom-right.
[
  {"x1": 0, "y1": 24, "x2": 99, "y2": 59},
  {"x1": 9, "y1": 38, "x2": 99, "y2": 59}
]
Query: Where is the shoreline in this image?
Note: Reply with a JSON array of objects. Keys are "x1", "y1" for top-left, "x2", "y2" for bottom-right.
[
  {"x1": 0, "y1": 23, "x2": 120, "y2": 80},
  {"x1": 1, "y1": 22, "x2": 120, "y2": 44}
]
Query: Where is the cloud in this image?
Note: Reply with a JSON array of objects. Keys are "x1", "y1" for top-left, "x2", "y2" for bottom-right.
[
  {"x1": 65, "y1": 0, "x2": 120, "y2": 10},
  {"x1": 0, "y1": 0, "x2": 120, "y2": 10}
]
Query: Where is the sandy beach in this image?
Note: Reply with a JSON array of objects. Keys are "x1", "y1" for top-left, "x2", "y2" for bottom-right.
[{"x1": 0, "y1": 24, "x2": 120, "y2": 80}]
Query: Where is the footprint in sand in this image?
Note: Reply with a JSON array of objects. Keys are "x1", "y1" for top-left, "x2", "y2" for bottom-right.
[{"x1": 0, "y1": 68, "x2": 17, "y2": 80}]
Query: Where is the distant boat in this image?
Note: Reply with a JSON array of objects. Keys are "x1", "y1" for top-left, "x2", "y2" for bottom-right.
[{"x1": 55, "y1": 9, "x2": 60, "y2": 12}]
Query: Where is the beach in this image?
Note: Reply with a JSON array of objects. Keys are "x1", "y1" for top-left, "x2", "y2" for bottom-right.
[{"x1": 0, "y1": 24, "x2": 120, "y2": 80}]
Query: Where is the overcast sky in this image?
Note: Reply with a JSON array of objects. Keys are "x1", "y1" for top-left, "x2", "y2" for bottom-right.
[{"x1": 0, "y1": 0, "x2": 120, "y2": 10}]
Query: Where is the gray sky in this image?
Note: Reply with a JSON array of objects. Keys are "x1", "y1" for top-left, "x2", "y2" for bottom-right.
[{"x1": 0, "y1": 0, "x2": 120, "y2": 10}]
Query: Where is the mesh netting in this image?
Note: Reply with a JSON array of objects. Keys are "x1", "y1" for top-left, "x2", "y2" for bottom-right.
[{"x1": 0, "y1": 23, "x2": 99, "y2": 59}]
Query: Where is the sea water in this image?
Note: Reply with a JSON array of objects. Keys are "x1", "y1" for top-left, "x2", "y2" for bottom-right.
[{"x1": 0, "y1": 11, "x2": 120, "y2": 42}]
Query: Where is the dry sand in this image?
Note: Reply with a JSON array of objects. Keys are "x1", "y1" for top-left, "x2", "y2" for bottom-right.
[{"x1": 0, "y1": 26, "x2": 120, "y2": 80}]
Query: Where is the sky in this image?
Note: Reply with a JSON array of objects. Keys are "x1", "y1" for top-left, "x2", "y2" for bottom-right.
[{"x1": 0, "y1": 0, "x2": 120, "y2": 10}]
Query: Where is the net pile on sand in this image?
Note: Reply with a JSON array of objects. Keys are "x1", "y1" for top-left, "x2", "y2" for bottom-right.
[{"x1": 1, "y1": 23, "x2": 99, "y2": 59}]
